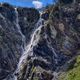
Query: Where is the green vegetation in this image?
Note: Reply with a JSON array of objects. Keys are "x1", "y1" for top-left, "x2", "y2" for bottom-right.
[
  {"x1": 33, "y1": 77, "x2": 39, "y2": 80},
  {"x1": 60, "y1": 55, "x2": 80, "y2": 80}
]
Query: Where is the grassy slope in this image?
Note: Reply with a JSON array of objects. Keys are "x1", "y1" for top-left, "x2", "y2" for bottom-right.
[{"x1": 60, "y1": 55, "x2": 80, "y2": 80}]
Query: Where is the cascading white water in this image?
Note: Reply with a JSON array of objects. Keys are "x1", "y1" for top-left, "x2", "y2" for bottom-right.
[
  {"x1": 19, "y1": 18, "x2": 43, "y2": 65},
  {"x1": 14, "y1": 16, "x2": 44, "y2": 80},
  {"x1": 15, "y1": 8, "x2": 26, "y2": 50},
  {"x1": 6, "y1": 8, "x2": 27, "y2": 80},
  {"x1": 13, "y1": 11, "x2": 59, "y2": 80},
  {"x1": 0, "y1": 13, "x2": 5, "y2": 20}
]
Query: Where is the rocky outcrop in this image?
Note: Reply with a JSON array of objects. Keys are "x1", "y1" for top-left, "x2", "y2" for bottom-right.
[{"x1": 0, "y1": 3, "x2": 40, "y2": 80}]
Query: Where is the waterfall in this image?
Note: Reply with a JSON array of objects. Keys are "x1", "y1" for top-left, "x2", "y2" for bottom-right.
[
  {"x1": 14, "y1": 16, "x2": 44, "y2": 80},
  {"x1": 15, "y1": 8, "x2": 26, "y2": 51},
  {"x1": 0, "y1": 13, "x2": 5, "y2": 20}
]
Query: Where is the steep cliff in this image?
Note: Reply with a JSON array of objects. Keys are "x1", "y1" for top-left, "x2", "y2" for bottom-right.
[
  {"x1": 16, "y1": 1, "x2": 80, "y2": 80},
  {"x1": 0, "y1": 1, "x2": 80, "y2": 80},
  {"x1": 0, "y1": 3, "x2": 39, "y2": 80}
]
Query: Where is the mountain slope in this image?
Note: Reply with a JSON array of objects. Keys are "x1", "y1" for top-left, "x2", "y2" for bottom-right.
[
  {"x1": 0, "y1": 1, "x2": 80, "y2": 80},
  {"x1": 16, "y1": 1, "x2": 80, "y2": 80}
]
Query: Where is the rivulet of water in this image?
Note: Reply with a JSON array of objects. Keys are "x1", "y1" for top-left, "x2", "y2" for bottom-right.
[{"x1": 14, "y1": 17, "x2": 44, "y2": 80}]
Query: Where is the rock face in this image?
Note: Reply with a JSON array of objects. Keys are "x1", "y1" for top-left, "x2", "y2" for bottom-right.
[
  {"x1": 16, "y1": 1, "x2": 80, "y2": 80},
  {"x1": 17, "y1": 7, "x2": 40, "y2": 43},
  {"x1": 0, "y1": 3, "x2": 40, "y2": 80},
  {"x1": 0, "y1": 1, "x2": 80, "y2": 80}
]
